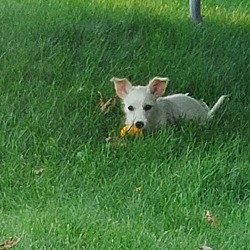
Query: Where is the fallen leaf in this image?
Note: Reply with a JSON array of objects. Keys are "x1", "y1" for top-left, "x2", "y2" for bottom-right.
[
  {"x1": 198, "y1": 246, "x2": 213, "y2": 250},
  {"x1": 98, "y1": 91, "x2": 116, "y2": 114},
  {"x1": 77, "y1": 86, "x2": 84, "y2": 92},
  {"x1": 205, "y1": 210, "x2": 219, "y2": 228},
  {"x1": 135, "y1": 186, "x2": 142, "y2": 192},
  {"x1": 105, "y1": 136, "x2": 127, "y2": 147},
  {"x1": 105, "y1": 136, "x2": 118, "y2": 143},
  {"x1": 0, "y1": 237, "x2": 20, "y2": 250},
  {"x1": 32, "y1": 167, "x2": 44, "y2": 175}
]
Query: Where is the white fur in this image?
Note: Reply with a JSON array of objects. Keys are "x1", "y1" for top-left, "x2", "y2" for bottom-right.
[{"x1": 111, "y1": 77, "x2": 228, "y2": 130}]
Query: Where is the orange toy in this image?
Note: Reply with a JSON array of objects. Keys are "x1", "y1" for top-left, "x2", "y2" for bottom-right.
[{"x1": 120, "y1": 125, "x2": 143, "y2": 137}]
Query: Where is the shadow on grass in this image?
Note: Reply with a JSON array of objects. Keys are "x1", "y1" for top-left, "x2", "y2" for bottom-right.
[{"x1": 0, "y1": 0, "x2": 249, "y2": 149}]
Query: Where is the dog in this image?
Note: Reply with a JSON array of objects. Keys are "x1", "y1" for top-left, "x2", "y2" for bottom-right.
[{"x1": 111, "y1": 77, "x2": 228, "y2": 130}]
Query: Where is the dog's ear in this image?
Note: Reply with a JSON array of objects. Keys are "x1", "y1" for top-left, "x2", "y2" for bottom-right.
[
  {"x1": 110, "y1": 77, "x2": 132, "y2": 99},
  {"x1": 148, "y1": 77, "x2": 169, "y2": 97}
]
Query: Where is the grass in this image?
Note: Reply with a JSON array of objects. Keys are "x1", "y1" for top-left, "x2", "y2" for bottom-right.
[{"x1": 0, "y1": 0, "x2": 250, "y2": 249}]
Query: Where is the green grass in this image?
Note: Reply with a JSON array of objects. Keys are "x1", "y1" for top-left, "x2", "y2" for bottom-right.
[{"x1": 0, "y1": 0, "x2": 250, "y2": 249}]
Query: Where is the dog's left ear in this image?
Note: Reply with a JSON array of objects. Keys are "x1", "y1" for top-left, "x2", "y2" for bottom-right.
[
  {"x1": 148, "y1": 77, "x2": 169, "y2": 97},
  {"x1": 111, "y1": 77, "x2": 132, "y2": 99}
]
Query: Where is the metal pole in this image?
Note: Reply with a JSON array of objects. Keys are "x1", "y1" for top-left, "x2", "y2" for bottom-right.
[{"x1": 189, "y1": 0, "x2": 202, "y2": 24}]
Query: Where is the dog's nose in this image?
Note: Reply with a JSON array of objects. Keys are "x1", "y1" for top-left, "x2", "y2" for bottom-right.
[{"x1": 135, "y1": 121, "x2": 144, "y2": 129}]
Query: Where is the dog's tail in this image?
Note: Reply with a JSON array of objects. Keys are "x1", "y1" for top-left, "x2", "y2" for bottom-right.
[{"x1": 208, "y1": 95, "x2": 229, "y2": 118}]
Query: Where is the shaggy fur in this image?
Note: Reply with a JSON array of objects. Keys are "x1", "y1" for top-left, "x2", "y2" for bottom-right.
[{"x1": 111, "y1": 77, "x2": 228, "y2": 129}]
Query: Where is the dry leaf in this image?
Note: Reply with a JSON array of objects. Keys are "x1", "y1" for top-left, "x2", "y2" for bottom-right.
[
  {"x1": 205, "y1": 210, "x2": 219, "y2": 228},
  {"x1": 76, "y1": 86, "x2": 84, "y2": 92},
  {"x1": 98, "y1": 91, "x2": 116, "y2": 114},
  {"x1": 135, "y1": 186, "x2": 142, "y2": 192},
  {"x1": 0, "y1": 237, "x2": 20, "y2": 250},
  {"x1": 198, "y1": 246, "x2": 213, "y2": 250},
  {"x1": 32, "y1": 167, "x2": 44, "y2": 175},
  {"x1": 105, "y1": 136, "x2": 118, "y2": 143},
  {"x1": 105, "y1": 136, "x2": 127, "y2": 147}
]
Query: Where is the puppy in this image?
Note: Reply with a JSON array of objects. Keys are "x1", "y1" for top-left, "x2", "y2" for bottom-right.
[{"x1": 111, "y1": 77, "x2": 228, "y2": 130}]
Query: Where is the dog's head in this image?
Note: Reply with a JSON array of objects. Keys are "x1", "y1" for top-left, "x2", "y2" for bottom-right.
[{"x1": 111, "y1": 77, "x2": 169, "y2": 129}]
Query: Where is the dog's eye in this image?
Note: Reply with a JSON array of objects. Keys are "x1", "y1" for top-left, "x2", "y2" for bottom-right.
[
  {"x1": 144, "y1": 105, "x2": 152, "y2": 111},
  {"x1": 128, "y1": 105, "x2": 134, "y2": 111}
]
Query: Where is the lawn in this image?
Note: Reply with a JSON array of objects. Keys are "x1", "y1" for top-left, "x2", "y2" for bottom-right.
[{"x1": 0, "y1": 0, "x2": 250, "y2": 249}]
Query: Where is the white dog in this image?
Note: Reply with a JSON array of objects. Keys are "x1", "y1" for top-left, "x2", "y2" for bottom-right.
[{"x1": 111, "y1": 77, "x2": 228, "y2": 130}]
